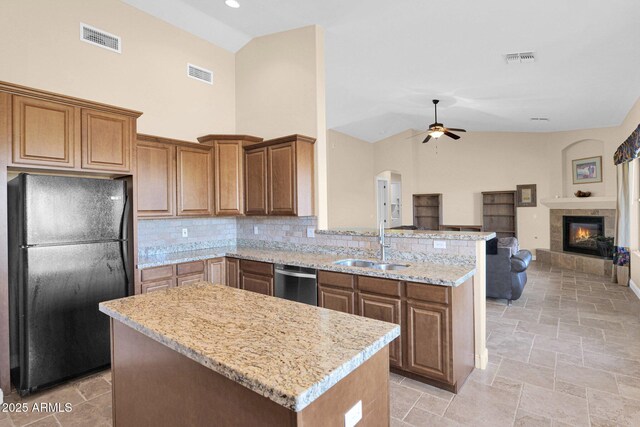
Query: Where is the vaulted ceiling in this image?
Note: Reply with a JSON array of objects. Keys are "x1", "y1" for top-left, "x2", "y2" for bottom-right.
[{"x1": 125, "y1": 0, "x2": 640, "y2": 142}]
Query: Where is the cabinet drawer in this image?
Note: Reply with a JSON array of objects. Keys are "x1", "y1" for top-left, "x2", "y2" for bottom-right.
[
  {"x1": 141, "y1": 279, "x2": 174, "y2": 294},
  {"x1": 176, "y1": 273, "x2": 205, "y2": 286},
  {"x1": 406, "y1": 282, "x2": 450, "y2": 304},
  {"x1": 239, "y1": 259, "x2": 273, "y2": 276},
  {"x1": 140, "y1": 265, "x2": 174, "y2": 282},
  {"x1": 318, "y1": 270, "x2": 355, "y2": 290},
  {"x1": 358, "y1": 276, "x2": 401, "y2": 297},
  {"x1": 176, "y1": 260, "x2": 205, "y2": 276}
]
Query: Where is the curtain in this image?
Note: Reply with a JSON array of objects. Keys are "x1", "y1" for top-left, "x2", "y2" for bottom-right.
[
  {"x1": 611, "y1": 124, "x2": 640, "y2": 285},
  {"x1": 612, "y1": 161, "x2": 630, "y2": 285}
]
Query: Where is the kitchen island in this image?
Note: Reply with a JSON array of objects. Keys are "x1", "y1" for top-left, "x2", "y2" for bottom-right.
[{"x1": 99, "y1": 283, "x2": 400, "y2": 427}]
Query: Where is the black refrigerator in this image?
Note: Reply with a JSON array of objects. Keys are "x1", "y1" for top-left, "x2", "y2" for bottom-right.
[{"x1": 8, "y1": 174, "x2": 131, "y2": 395}]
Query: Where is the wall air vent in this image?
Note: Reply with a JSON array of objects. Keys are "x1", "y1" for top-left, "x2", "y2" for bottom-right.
[
  {"x1": 80, "y1": 23, "x2": 121, "y2": 53},
  {"x1": 505, "y1": 51, "x2": 536, "y2": 64},
  {"x1": 530, "y1": 117, "x2": 550, "y2": 121},
  {"x1": 187, "y1": 64, "x2": 213, "y2": 85}
]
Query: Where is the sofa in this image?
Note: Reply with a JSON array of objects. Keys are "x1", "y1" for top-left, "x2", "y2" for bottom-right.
[{"x1": 486, "y1": 237, "x2": 532, "y2": 304}]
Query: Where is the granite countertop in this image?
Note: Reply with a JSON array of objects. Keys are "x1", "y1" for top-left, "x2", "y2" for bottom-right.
[
  {"x1": 138, "y1": 246, "x2": 476, "y2": 286},
  {"x1": 99, "y1": 283, "x2": 400, "y2": 412},
  {"x1": 316, "y1": 228, "x2": 496, "y2": 241}
]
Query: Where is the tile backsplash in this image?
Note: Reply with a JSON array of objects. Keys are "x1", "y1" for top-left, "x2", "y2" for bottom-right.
[
  {"x1": 138, "y1": 217, "x2": 236, "y2": 256},
  {"x1": 138, "y1": 216, "x2": 476, "y2": 264}
]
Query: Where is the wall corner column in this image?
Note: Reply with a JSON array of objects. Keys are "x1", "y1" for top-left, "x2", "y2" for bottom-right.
[{"x1": 474, "y1": 240, "x2": 488, "y2": 369}]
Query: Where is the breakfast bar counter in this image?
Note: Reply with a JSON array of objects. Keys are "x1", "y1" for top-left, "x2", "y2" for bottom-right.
[{"x1": 99, "y1": 283, "x2": 400, "y2": 426}]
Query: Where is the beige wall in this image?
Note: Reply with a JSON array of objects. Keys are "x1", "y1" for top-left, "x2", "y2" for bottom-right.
[
  {"x1": 327, "y1": 130, "x2": 376, "y2": 228},
  {"x1": 235, "y1": 25, "x2": 328, "y2": 227},
  {"x1": 328, "y1": 97, "x2": 640, "y2": 254},
  {"x1": 0, "y1": 0, "x2": 236, "y2": 141}
]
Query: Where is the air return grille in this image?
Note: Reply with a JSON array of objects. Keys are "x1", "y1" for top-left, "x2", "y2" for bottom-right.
[
  {"x1": 505, "y1": 51, "x2": 536, "y2": 64},
  {"x1": 187, "y1": 64, "x2": 213, "y2": 84},
  {"x1": 80, "y1": 23, "x2": 121, "y2": 53}
]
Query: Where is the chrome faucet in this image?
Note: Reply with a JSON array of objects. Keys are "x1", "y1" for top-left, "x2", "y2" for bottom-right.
[{"x1": 379, "y1": 221, "x2": 390, "y2": 262}]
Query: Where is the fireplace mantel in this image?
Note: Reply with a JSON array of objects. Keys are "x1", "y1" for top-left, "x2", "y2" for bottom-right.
[{"x1": 540, "y1": 197, "x2": 616, "y2": 210}]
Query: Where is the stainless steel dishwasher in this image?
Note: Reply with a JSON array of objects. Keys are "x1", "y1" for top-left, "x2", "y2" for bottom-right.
[{"x1": 274, "y1": 264, "x2": 318, "y2": 306}]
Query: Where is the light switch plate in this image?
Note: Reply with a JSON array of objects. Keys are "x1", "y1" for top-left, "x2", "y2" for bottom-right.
[
  {"x1": 253, "y1": 225, "x2": 259, "y2": 235},
  {"x1": 434, "y1": 240, "x2": 446, "y2": 249},
  {"x1": 307, "y1": 227, "x2": 315, "y2": 238},
  {"x1": 344, "y1": 400, "x2": 362, "y2": 427},
  {"x1": 182, "y1": 228, "x2": 188, "y2": 238}
]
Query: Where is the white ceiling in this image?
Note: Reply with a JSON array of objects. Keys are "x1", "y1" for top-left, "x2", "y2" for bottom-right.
[{"x1": 124, "y1": 0, "x2": 640, "y2": 142}]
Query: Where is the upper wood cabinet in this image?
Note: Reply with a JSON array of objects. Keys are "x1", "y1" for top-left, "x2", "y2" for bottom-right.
[
  {"x1": 3, "y1": 83, "x2": 141, "y2": 173},
  {"x1": 198, "y1": 134, "x2": 263, "y2": 216},
  {"x1": 12, "y1": 96, "x2": 80, "y2": 168},
  {"x1": 81, "y1": 110, "x2": 132, "y2": 172},
  {"x1": 136, "y1": 138, "x2": 175, "y2": 217},
  {"x1": 244, "y1": 135, "x2": 315, "y2": 217},
  {"x1": 244, "y1": 147, "x2": 268, "y2": 215},
  {"x1": 176, "y1": 145, "x2": 213, "y2": 216}
]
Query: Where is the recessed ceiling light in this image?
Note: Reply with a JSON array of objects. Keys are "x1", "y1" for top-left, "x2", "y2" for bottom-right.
[{"x1": 225, "y1": 0, "x2": 240, "y2": 8}]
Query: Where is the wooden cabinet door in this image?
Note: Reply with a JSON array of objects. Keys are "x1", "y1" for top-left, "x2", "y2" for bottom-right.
[
  {"x1": 226, "y1": 258, "x2": 240, "y2": 288},
  {"x1": 12, "y1": 96, "x2": 79, "y2": 168},
  {"x1": 267, "y1": 142, "x2": 296, "y2": 215},
  {"x1": 214, "y1": 141, "x2": 243, "y2": 215},
  {"x1": 207, "y1": 258, "x2": 226, "y2": 285},
  {"x1": 244, "y1": 147, "x2": 268, "y2": 215},
  {"x1": 406, "y1": 300, "x2": 451, "y2": 382},
  {"x1": 141, "y1": 279, "x2": 174, "y2": 294},
  {"x1": 240, "y1": 272, "x2": 273, "y2": 296},
  {"x1": 359, "y1": 293, "x2": 402, "y2": 367},
  {"x1": 176, "y1": 146, "x2": 213, "y2": 216},
  {"x1": 176, "y1": 273, "x2": 205, "y2": 287},
  {"x1": 136, "y1": 141, "x2": 175, "y2": 217},
  {"x1": 81, "y1": 109, "x2": 131, "y2": 172},
  {"x1": 318, "y1": 286, "x2": 355, "y2": 314}
]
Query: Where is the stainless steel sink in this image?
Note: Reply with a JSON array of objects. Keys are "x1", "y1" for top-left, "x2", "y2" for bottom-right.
[
  {"x1": 333, "y1": 259, "x2": 410, "y2": 271},
  {"x1": 333, "y1": 259, "x2": 375, "y2": 267},
  {"x1": 372, "y1": 263, "x2": 410, "y2": 271}
]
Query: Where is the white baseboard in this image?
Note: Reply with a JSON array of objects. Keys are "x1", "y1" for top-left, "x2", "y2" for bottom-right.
[{"x1": 630, "y1": 279, "x2": 640, "y2": 301}]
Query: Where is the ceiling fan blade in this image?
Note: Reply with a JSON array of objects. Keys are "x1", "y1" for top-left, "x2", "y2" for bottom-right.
[
  {"x1": 444, "y1": 131, "x2": 460, "y2": 140},
  {"x1": 447, "y1": 128, "x2": 466, "y2": 132},
  {"x1": 422, "y1": 135, "x2": 432, "y2": 143}
]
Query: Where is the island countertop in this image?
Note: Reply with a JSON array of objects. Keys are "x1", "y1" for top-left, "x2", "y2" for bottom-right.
[{"x1": 99, "y1": 283, "x2": 400, "y2": 412}]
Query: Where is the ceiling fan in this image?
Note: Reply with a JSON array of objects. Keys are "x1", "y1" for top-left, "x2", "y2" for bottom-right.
[{"x1": 421, "y1": 99, "x2": 466, "y2": 143}]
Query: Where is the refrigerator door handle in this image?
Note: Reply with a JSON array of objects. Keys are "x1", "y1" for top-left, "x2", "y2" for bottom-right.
[
  {"x1": 120, "y1": 188, "x2": 131, "y2": 241},
  {"x1": 121, "y1": 240, "x2": 132, "y2": 296}
]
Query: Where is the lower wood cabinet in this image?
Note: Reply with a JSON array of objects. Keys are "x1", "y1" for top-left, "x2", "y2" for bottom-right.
[
  {"x1": 176, "y1": 273, "x2": 205, "y2": 287},
  {"x1": 239, "y1": 260, "x2": 274, "y2": 296},
  {"x1": 358, "y1": 292, "x2": 402, "y2": 368},
  {"x1": 206, "y1": 258, "x2": 226, "y2": 285},
  {"x1": 317, "y1": 271, "x2": 356, "y2": 314},
  {"x1": 141, "y1": 278, "x2": 173, "y2": 294},
  {"x1": 317, "y1": 270, "x2": 474, "y2": 393},
  {"x1": 226, "y1": 258, "x2": 239, "y2": 288},
  {"x1": 318, "y1": 286, "x2": 355, "y2": 314},
  {"x1": 405, "y1": 300, "x2": 450, "y2": 382}
]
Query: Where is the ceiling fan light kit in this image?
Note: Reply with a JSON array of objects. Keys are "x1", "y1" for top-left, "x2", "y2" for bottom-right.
[{"x1": 422, "y1": 99, "x2": 466, "y2": 143}]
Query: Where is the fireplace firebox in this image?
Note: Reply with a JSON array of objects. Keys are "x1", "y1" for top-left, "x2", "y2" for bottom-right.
[{"x1": 562, "y1": 216, "x2": 604, "y2": 256}]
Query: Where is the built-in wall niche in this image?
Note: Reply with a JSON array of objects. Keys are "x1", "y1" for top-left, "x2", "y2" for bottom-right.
[{"x1": 561, "y1": 139, "x2": 605, "y2": 197}]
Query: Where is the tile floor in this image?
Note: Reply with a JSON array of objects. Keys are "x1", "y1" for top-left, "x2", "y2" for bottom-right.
[
  {"x1": 391, "y1": 261, "x2": 640, "y2": 427},
  {"x1": 1, "y1": 261, "x2": 638, "y2": 426}
]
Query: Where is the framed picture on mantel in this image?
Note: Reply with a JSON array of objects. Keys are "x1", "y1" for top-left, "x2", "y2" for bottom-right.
[
  {"x1": 572, "y1": 156, "x2": 602, "y2": 184},
  {"x1": 516, "y1": 184, "x2": 537, "y2": 207}
]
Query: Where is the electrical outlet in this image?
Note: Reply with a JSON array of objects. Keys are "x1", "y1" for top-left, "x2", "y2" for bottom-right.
[
  {"x1": 182, "y1": 228, "x2": 188, "y2": 238},
  {"x1": 253, "y1": 225, "x2": 259, "y2": 235},
  {"x1": 344, "y1": 401, "x2": 362, "y2": 427},
  {"x1": 307, "y1": 227, "x2": 315, "y2": 238},
  {"x1": 434, "y1": 240, "x2": 446, "y2": 249}
]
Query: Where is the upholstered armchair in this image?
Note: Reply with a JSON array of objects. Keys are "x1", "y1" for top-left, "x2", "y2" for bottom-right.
[{"x1": 486, "y1": 237, "x2": 532, "y2": 304}]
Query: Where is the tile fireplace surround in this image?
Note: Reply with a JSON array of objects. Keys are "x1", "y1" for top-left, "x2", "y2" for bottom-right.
[{"x1": 537, "y1": 209, "x2": 615, "y2": 276}]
